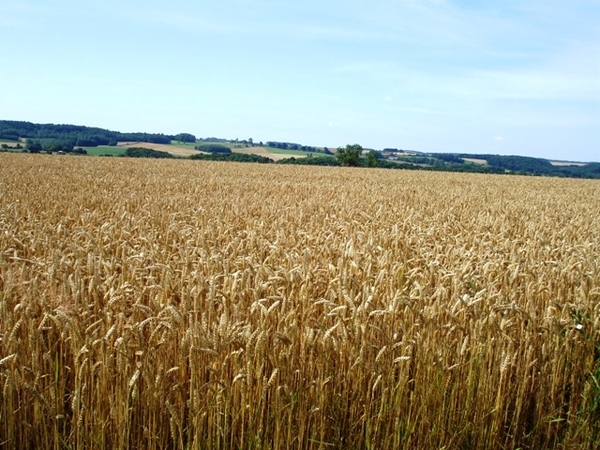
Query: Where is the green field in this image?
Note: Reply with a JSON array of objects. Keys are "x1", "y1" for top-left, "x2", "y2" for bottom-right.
[{"x1": 84, "y1": 146, "x2": 126, "y2": 156}]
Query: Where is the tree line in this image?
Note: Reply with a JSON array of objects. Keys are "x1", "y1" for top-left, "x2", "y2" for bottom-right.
[
  {"x1": 0, "y1": 120, "x2": 196, "y2": 151},
  {"x1": 266, "y1": 141, "x2": 332, "y2": 154},
  {"x1": 4, "y1": 120, "x2": 599, "y2": 179},
  {"x1": 110, "y1": 144, "x2": 600, "y2": 179}
]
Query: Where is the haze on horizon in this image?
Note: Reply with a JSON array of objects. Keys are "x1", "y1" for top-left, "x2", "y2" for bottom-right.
[{"x1": 1, "y1": 0, "x2": 598, "y2": 162}]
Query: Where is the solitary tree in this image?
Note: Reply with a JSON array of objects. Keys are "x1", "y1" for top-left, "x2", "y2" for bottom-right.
[
  {"x1": 367, "y1": 150, "x2": 378, "y2": 167},
  {"x1": 176, "y1": 133, "x2": 196, "y2": 143},
  {"x1": 336, "y1": 144, "x2": 362, "y2": 167},
  {"x1": 25, "y1": 139, "x2": 42, "y2": 153}
]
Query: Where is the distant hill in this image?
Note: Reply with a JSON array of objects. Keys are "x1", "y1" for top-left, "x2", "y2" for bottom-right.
[
  {"x1": 360, "y1": 149, "x2": 600, "y2": 178},
  {"x1": 2, "y1": 120, "x2": 599, "y2": 179},
  {"x1": 0, "y1": 120, "x2": 174, "y2": 147}
]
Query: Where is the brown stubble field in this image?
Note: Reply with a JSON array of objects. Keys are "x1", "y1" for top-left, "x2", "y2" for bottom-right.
[
  {"x1": 1, "y1": 153, "x2": 599, "y2": 449},
  {"x1": 115, "y1": 142, "x2": 200, "y2": 157}
]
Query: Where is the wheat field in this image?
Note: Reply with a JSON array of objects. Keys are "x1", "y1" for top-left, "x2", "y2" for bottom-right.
[{"x1": 1, "y1": 153, "x2": 599, "y2": 449}]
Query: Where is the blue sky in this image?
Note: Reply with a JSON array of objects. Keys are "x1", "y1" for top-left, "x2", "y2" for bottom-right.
[{"x1": 1, "y1": 0, "x2": 599, "y2": 161}]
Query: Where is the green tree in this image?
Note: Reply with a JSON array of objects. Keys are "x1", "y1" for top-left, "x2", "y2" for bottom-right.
[
  {"x1": 336, "y1": 144, "x2": 362, "y2": 167},
  {"x1": 26, "y1": 139, "x2": 42, "y2": 153},
  {"x1": 125, "y1": 147, "x2": 173, "y2": 158},
  {"x1": 196, "y1": 144, "x2": 231, "y2": 154},
  {"x1": 367, "y1": 150, "x2": 378, "y2": 167},
  {"x1": 175, "y1": 133, "x2": 196, "y2": 143},
  {"x1": 175, "y1": 133, "x2": 196, "y2": 142}
]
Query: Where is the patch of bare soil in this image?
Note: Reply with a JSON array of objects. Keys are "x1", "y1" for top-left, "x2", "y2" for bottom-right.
[{"x1": 463, "y1": 158, "x2": 488, "y2": 165}]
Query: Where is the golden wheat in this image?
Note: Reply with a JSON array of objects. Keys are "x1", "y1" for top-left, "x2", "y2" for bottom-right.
[{"x1": 1, "y1": 153, "x2": 599, "y2": 449}]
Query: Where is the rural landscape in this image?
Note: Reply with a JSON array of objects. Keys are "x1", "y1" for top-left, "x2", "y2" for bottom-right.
[
  {"x1": 1, "y1": 120, "x2": 600, "y2": 448},
  {"x1": 1, "y1": 120, "x2": 600, "y2": 178}
]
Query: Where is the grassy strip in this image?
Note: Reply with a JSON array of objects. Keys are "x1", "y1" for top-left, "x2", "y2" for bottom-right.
[{"x1": 84, "y1": 146, "x2": 127, "y2": 156}]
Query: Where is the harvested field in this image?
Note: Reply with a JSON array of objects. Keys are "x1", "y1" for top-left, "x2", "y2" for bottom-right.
[
  {"x1": 116, "y1": 141, "x2": 199, "y2": 157},
  {"x1": 1, "y1": 153, "x2": 600, "y2": 449},
  {"x1": 464, "y1": 158, "x2": 488, "y2": 165},
  {"x1": 116, "y1": 142, "x2": 299, "y2": 160},
  {"x1": 232, "y1": 146, "x2": 304, "y2": 161}
]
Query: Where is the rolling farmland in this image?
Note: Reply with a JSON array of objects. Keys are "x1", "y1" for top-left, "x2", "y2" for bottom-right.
[{"x1": 1, "y1": 153, "x2": 599, "y2": 449}]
